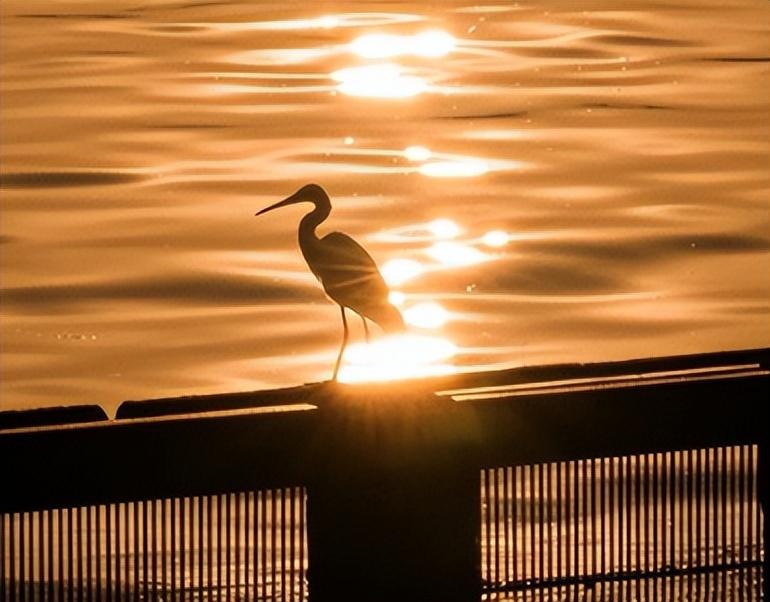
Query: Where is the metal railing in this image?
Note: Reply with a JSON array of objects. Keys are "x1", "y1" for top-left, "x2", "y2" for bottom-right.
[
  {"x1": 1, "y1": 348, "x2": 768, "y2": 602},
  {"x1": 1, "y1": 489, "x2": 306, "y2": 602},
  {"x1": 480, "y1": 446, "x2": 763, "y2": 600}
]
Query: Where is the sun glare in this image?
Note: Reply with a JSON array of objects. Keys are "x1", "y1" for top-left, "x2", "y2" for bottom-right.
[
  {"x1": 482, "y1": 230, "x2": 510, "y2": 247},
  {"x1": 403, "y1": 302, "x2": 449, "y2": 329},
  {"x1": 388, "y1": 291, "x2": 406, "y2": 306},
  {"x1": 349, "y1": 30, "x2": 456, "y2": 59},
  {"x1": 419, "y1": 159, "x2": 489, "y2": 178},
  {"x1": 338, "y1": 334, "x2": 457, "y2": 383},
  {"x1": 426, "y1": 241, "x2": 490, "y2": 267},
  {"x1": 427, "y1": 218, "x2": 461, "y2": 239},
  {"x1": 381, "y1": 258, "x2": 425, "y2": 285},
  {"x1": 331, "y1": 64, "x2": 427, "y2": 98},
  {"x1": 403, "y1": 145, "x2": 432, "y2": 161}
]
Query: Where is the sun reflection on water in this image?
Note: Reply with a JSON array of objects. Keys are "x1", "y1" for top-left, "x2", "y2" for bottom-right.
[
  {"x1": 427, "y1": 241, "x2": 490, "y2": 267},
  {"x1": 381, "y1": 258, "x2": 425, "y2": 286},
  {"x1": 338, "y1": 334, "x2": 457, "y2": 383},
  {"x1": 349, "y1": 30, "x2": 456, "y2": 59},
  {"x1": 331, "y1": 64, "x2": 427, "y2": 98}
]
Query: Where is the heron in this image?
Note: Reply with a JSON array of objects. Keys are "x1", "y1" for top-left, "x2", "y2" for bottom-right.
[{"x1": 256, "y1": 184, "x2": 405, "y2": 381}]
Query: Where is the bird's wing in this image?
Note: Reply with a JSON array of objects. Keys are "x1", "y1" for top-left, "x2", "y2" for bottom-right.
[{"x1": 316, "y1": 231, "x2": 390, "y2": 304}]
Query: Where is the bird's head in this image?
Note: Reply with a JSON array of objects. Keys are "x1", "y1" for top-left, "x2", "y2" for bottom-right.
[{"x1": 255, "y1": 183, "x2": 329, "y2": 216}]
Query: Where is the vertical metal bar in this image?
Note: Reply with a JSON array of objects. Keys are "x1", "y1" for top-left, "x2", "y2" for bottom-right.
[
  {"x1": 261, "y1": 492, "x2": 267, "y2": 602},
  {"x1": 747, "y1": 445, "x2": 755, "y2": 573},
  {"x1": 271, "y1": 490, "x2": 277, "y2": 602},
  {"x1": 731, "y1": 446, "x2": 738, "y2": 598},
  {"x1": 640, "y1": 455, "x2": 646, "y2": 600},
  {"x1": 161, "y1": 500, "x2": 167, "y2": 601},
  {"x1": 299, "y1": 489, "x2": 306, "y2": 602},
  {"x1": 37, "y1": 511, "x2": 45, "y2": 602},
  {"x1": 251, "y1": 493, "x2": 258, "y2": 602},
  {"x1": 482, "y1": 470, "x2": 488, "y2": 594},
  {"x1": 106, "y1": 504, "x2": 112, "y2": 602},
  {"x1": 199, "y1": 496, "x2": 204, "y2": 601},
  {"x1": 85, "y1": 507, "x2": 92, "y2": 602},
  {"x1": 668, "y1": 452, "x2": 677, "y2": 596},
  {"x1": 77, "y1": 507, "x2": 84, "y2": 602},
  {"x1": 19, "y1": 512, "x2": 25, "y2": 602},
  {"x1": 208, "y1": 496, "x2": 214, "y2": 601},
  {"x1": 530, "y1": 464, "x2": 537, "y2": 585},
  {"x1": 227, "y1": 493, "x2": 232, "y2": 602},
  {"x1": 171, "y1": 499, "x2": 177, "y2": 602},
  {"x1": 28, "y1": 514, "x2": 33, "y2": 602},
  {"x1": 46, "y1": 509, "x2": 54, "y2": 602},
  {"x1": 740, "y1": 445, "x2": 746, "y2": 568},
  {"x1": 634, "y1": 454, "x2": 641, "y2": 598},
  {"x1": 180, "y1": 498, "x2": 186, "y2": 600},
  {"x1": 131, "y1": 502, "x2": 138, "y2": 602},
  {"x1": 152, "y1": 500, "x2": 158, "y2": 602},
  {"x1": 695, "y1": 450, "x2": 703, "y2": 599},
  {"x1": 582, "y1": 459, "x2": 588, "y2": 580},
  {"x1": 599, "y1": 458, "x2": 605, "y2": 581},
  {"x1": 609, "y1": 457, "x2": 615, "y2": 578},
  {"x1": 653, "y1": 453, "x2": 659, "y2": 572},
  {"x1": 591, "y1": 458, "x2": 597, "y2": 580},
  {"x1": 291, "y1": 487, "x2": 297, "y2": 602},
  {"x1": 547, "y1": 463, "x2": 553, "y2": 586},
  {"x1": 538, "y1": 464, "x2": 545, "y2": 587},
  {"x1": 618, "y1": 456, "x2": 625, "y2": 579},
  {"x1": 626, "y1": 455, "x2": 633, "y2": 600},
  {"x1": 283, "y1": 489, "x2": 289, "y2": 602},
  {"x1": 190, "y1": 497, "x2": 196, "y2": 601},
  {"x1": 512, "y1": 466, "x2": 519, "y2": 587},
  {"x1": 245, "y1": 494, "x2": 251, "y2": 602},
  {"x1": 552, "y1": 464, "x2": 558, "y2": 587},
  {"x1": 504, "y1": 467, "x2": 510, "y2": 585},
  {"x1": 10, "y1": 514, "x2": 17, "y2": 602},
  {"x1": 495, "y1": 467, "x2": 501, "y2": 589},
  {"x1": 141, "y1": 501, "x2": 148, "y2": 602},
  {"x1": 235, "y1": 494, "x2": 241, "y2": 602},
  {"x1": 96, "y1": 506, "x2": 102, "y2": 602},
  {"x1": 722, "y1": 446, "x2": 728, "y2": 596},
  {"x1": 520, "y1": 466, "x2": 527, "y2": 585},
  {"x1": 564, "y1": 461, "x2": 571, "y2": 592},
  {"x1": 0, "y1": 514, "x2": 4, "y2": 602},
  {"x1": 114, "y1": 505, "x2": 120, "y2": 602},
  {"x1": 687, "y1": 449, "x2": 694, "y2": 597},
  {"x1": 705, "y1": 449, "x2": 712, "y2": 592}
]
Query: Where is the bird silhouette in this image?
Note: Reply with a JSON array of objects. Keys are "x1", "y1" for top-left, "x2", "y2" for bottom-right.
[{"x1": 256, "y1": 184, "x2": 405, "y2": 380}]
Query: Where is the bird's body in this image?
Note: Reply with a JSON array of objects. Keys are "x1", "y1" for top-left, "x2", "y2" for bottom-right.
[{"x1": 257, "y1": 184, "x2": 405, "y2": 380}]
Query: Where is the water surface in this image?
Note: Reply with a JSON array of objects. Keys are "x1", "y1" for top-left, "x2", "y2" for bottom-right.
[{"x1": 1, "y1": 0, "x2": 768, "y2": 414}]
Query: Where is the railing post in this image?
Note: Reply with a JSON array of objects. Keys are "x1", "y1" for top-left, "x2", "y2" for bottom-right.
[{"x1": 305, "y1": 387, "x2": 480, "y2": 602}]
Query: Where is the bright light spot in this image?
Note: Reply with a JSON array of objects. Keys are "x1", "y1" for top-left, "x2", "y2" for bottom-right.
[
  {"x1": 318, "y1": 15, "x2": 339, "y2": 28},
  {"x1": 411, "y1": 30, "x2": 456, "y2": 57},
  {"x1": 344, "y1": 136, "x2": 355, "y2": 145},
  {"x1": 331, "y1": 64, "x2": 427, "y2": 98},
  {"x1": 404, "y1": 302, "x2": 449, "y2": 329},
  {"x1": 349, "y1": 30, "x2": 455, "y2": 59},
  {"x1": 381, "y1": 258, "x2": 425, "y2": 285},
  {"x1": 338, "y1": 334, "x2": 457, "y2": 383},
  {"x1": 428, "y1": 218, "x2": 461, "y2": 239},
  {"x1": 388, "y1": 291, "x2": 406, "y2": 306},
  {"x1": 419, "y1": 159, "x2": 488, "y2": 177},
  {"x1": 482, "y1": 230, "x2": 509, "y2": 247},
  {"x1": 403, "y1": 145, "x2": 432, "y2": 161},
  {"x1": 427, "y1": 242, "x2": 490, "y2": 267},
  {"x1": 349, "y1": 33, "x2": 406, "y2": 59}
]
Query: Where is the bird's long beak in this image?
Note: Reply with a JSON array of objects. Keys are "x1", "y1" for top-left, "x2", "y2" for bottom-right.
[{"x1": 255, "y1": 191, "x2": 303, "y2": 216}]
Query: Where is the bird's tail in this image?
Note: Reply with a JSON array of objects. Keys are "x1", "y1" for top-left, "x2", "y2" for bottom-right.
[{"x1": 373, "y1": 303, "x2": 406, "y2": 334}]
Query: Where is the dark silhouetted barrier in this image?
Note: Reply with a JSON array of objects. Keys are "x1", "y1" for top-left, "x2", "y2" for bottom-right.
[{"x1": 1, "y1": 348, "x2": 768, "y2": 601}]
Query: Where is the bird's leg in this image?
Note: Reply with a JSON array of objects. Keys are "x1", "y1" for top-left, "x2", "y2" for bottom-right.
[
  {"x1": 361, "y1": 316, "x2": 370, "y2": 343},
  {"x1": 332, "y1": 306, "x2": 349, "y2": 382}
]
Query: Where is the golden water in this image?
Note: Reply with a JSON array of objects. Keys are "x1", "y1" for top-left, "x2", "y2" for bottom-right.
[{"x1": 1, "y1": 0, "x2": 768, "y2": 414}]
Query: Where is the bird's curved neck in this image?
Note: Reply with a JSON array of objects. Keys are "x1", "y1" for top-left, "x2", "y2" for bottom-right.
[{"x1": 299, "y1": 199, "x2": 331, "y2": 242}]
